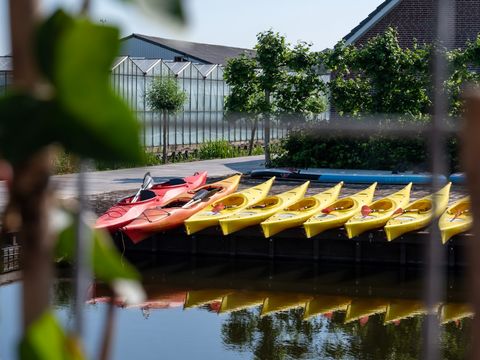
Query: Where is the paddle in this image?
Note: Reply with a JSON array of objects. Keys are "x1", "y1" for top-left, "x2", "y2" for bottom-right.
[
  {"x1": 131, "y1": 172, "x2": 155, "y2": 203},
  {"x1": 322, "y1": 206, "x2": 348, "y2": 214},
  {"x1": 450, "y1": 209, "x2": 469, "y2": 222},
  {"x1": 212, "y1": 203, "x2": 226, "y2": 214},
  {"x1": 361, "y1": 205, "x2": 373, "y2": 217},
  {"x1": 181, "y1": 188, "x2": 221, "y2": 209}
]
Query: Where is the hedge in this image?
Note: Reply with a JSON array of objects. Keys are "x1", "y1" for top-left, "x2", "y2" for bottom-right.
[{"x1": 272, "y1": 127, "x2": 460, "y2": 173}]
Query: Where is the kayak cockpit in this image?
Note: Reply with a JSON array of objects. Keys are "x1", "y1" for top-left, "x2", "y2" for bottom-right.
[
  {"x1": 370, "y1": 199, "x2": 394, "y2": 212},
  {"x1": 285, "y1": 198, "x2": 317, "y2": 212},
  {"x1": 328, "y1": 198, "x2": 355, "y2": 212},
  {"x1": 121, "y1": 189, "x2": 157, "y2": 204},
  {"x1": 249, "y1": 196, "x2": 280, "y2": 210},
  {"x1": 162, "y1": 186, "x2": 223, "y2": 208},
  {"x1": 447, "y1": 201, "x2": 470, "y2": 215},
  {"x1": 404, "y1": 199, "x2": 432, "y2": 213},
  {"x1": 214, "y1": 194, "x2": 247, "y2": 209}
]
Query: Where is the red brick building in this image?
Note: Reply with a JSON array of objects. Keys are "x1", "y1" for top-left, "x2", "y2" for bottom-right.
[{"x1": 343, "y1": 0, "x2": 480, "y2": 49}]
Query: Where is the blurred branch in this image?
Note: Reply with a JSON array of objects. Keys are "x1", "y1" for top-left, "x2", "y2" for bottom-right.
[
  {"x1": 99, "y1": 294, "x2": 116, "y2": 360},
  {"x1": 461, "y1": 89, "x2": 480, "y2": 360},
  {"x1": 9, "y1": 0, "x2": 55, "y2": 331}
]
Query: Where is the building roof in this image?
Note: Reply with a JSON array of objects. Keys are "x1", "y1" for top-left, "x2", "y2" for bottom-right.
[
  {"x1": 123, "y1": 34, "x2": 255, "y2": 65},
  {"x1": 343, "y1": 0, "x2": 401, "y2": 44}
]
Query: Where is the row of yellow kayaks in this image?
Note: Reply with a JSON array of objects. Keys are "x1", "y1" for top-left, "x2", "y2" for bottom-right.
[
  {"x1": 184, "y1": 289, "x2": 472, "y2": 324},
  {"x1": 184, "y1": 176, "x2": 469, "y2": 243}
]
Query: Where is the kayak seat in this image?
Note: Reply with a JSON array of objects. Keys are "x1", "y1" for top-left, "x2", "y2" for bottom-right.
[
  {"x1": 250, "y1": 196, "x2": 279, "y2": 209},
  {"x1": 405, "y1": 199, "x2": 432, "y2": 213},
  {"x1": 287, "y1": 198, "x2": 316, "y2": 211},
  {"x1": 139, "y1": 189, "x2": 156, "y2": 201},
  {"x1": 220, "y1": 195, "x2": 246, "y2": 208},
  {"x1": 331, "y1": 198, "x2": 354, "y2": 211},
  {"x1": 371, "y1": 199, "x2": 394, "y2": 211},
  {"x1": 447, "y1": 202, "x2": 470, "y2": 214}
]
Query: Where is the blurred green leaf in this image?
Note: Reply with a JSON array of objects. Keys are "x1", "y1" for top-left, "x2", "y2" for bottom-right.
[
  {"x1": 92, "y1": 226, "x2": 140, "y2": 281},
  {"x1": 121, "y1": 0, "x2": 185, "y2": 23},
  {"x1": 54, "y1": 19, "x2": 143, "y2": 163},
  {"x1": 0, "y1": 93, "x2": 55, "y2": 164},
  {"x1": 56, "y1": 215, "x2": 140, "y2": 282},
  {"x1": 35, "y1": 10, "x2": 74, "y2": 82},
  {"x1": 19, "y1": 311, "x2": 86, "y2": 360}
]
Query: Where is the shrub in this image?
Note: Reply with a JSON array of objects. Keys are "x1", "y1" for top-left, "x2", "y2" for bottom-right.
[
  {"x1": 273, "y1": 127, "x2": 459, "y2": 173},
  {"x1": 95, "y1": 150, "x2": 161, "y2": 171},
  {"x1": 52, "y1": 151, "x2": 77, "y2": 174},
  {"x1": 198, "y1": 140, "x2": 237, "y2": 159}
]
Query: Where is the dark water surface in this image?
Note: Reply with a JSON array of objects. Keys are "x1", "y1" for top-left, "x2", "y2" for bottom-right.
[{"x1": 0, "y1": 257, "x2": 471, "y2": 359}]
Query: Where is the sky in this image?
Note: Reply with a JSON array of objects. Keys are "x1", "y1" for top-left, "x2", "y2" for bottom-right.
[{"x1": 0, "y1": 0, "x2": 385, "y2": 55}]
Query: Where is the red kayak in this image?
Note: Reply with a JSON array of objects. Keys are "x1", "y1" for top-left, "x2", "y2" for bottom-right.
[
  {"x1": 95, "y1": 171, "x2": 207, "y2": 232},
  {"x1": 121, "y1": 174, "x2": 241, "y2": 243}
]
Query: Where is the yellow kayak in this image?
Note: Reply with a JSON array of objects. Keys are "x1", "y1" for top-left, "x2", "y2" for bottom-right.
[
  {"x1": 260, "y1": 293, "x2": 312, "y2": 317},
  {"x1": 184, "y1": 289, "x2": 232, "y2": 309},
  {"x1": 218, "y1": 291, "x2": 266, "y2": 313},
  {"x1": 303, "y1": 183, "x2": 377, "y2": 238},
  {"x1": 438, "y1": 196, "x2": 471, "y2": 244},
  {"x1": 345, "y1": 183, "x2": 412, "y2": 239},
  {"x1": 384, "y1": 299, "x2": 426, "y2": 324},
  {"x1": 384, "y1": 182, "x2": 451, "y2": 241},
  {"x1": 184, "y1": 177, "x2": 275, "y2": 235},
  {"x1": 440, "y1": 303, "x2": 473, "y2": 324},
  {"x1": 260, "y1": 182, "x2": 343, "y2": 238},
  {"x1": 344, "y1": 298, "x2": 388, "y2": 324},
  {"x1": 303, "y1": 295, "x2": 351, "y2": 320},
  {"x1": 219, "y1": 181, "x2": 309, "y2": 235}
]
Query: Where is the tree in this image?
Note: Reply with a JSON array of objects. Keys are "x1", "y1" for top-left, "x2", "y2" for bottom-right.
[
  {"x1": 447, "y1": 36, "x2": 480, "y2": 115},
  {"x1": 146, "y1": 77, "x2": 187, "y2": 163},
  {"x1": 224, "y1": 55, "x2": 265, "y2": 155},
  {"x1": 322, "y1": 27, "x2": 432, "y2": 118},
  {"x1": 224, "y1": 30, "x2": 327, "y2": 164}
]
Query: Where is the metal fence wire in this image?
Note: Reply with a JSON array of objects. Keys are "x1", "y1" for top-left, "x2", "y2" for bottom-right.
[{"x1": 72, "y1": 0, "x2": 465, "y2": 358}]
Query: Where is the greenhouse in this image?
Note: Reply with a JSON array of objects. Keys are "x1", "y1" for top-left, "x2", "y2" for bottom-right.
[
  {"x1": 0, "y1": 55, "x2": 288, "y2": 147},
  {"x1": 112, "y1": 56, "x2": 285, "y2": 148},
  {"x1": 0, "y1": 57, "x2": 12, "y2": 96}
]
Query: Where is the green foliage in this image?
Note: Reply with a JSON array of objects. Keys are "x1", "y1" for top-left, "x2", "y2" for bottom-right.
[
  {"x1": 0, "y1": 10, "x2": 143, "y2": 166},
  {"x1": 276, "y1": 41, "x2": 327, "y2": 116},
  {"x1": 273, "y1": 126, "x2": 459, "y2": 172},
  {"x1": 56, "y1": 217, "x2": 140, "y2": 282},
  {"x1": 95, "y1": 150, "x2": 161, "y2": 171},
  {"x1": 52, "y1": 151, "x2": 77, "y2": 174},
  {"x1": 198, "y1": 140, "x2": 239, "y2": 159},
  {"x1": 19, "y1": 311, "x2": 85, "y2": 360},
  {"x1": 322, "y1": 28, "x2": 432, "y2": 117},
  {"x1": 146, "y1": 77, "x2": 187, "y2": 112},
  {"x1": 197, "y1": 141, "x2": 263, "y2": 160},
  {"x1": 447, "y1": 36, "x2": 480, "y2": 114},
  {"x1": 119, "y1": 0, "x2": 185, "y2": 23},
  {"x1": 224, "y1": 56, "x2": 265, "y2": 114},
  {"x1": 224, "y1": 30, "x2": 327, "y2": 119}
]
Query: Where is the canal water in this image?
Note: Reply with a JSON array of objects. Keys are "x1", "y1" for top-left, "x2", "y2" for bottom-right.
[{"x1": 0, "y1": 257, "x2": 471, "y2": 359}]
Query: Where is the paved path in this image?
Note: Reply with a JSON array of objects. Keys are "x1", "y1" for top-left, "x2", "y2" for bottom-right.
[{"x1": 0, "y1": 156, "x2": 265, "y2": 209}]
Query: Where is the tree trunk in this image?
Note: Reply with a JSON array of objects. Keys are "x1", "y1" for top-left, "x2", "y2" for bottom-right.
[
  {"x1": 461, "y1": 91, "x2": 480, "y2": 360},
  {"x1": 162, "y1": 110, "x2": 168, "y2": 164},
  {"x1": 8, "y1": 0, "x2": 54, "y2": 331},
  {"x1": 248, "y1": 117, "x2": 258, "y2": 156},
  {"x1": 264, "y1": 90, "x2": 271, "y2": 167}
]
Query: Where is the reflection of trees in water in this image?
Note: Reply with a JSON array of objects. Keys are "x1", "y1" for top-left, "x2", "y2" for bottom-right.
[
  {"x1": 52, "y1": 280, "x2": 73, "y2": 307},
  {"x1": 222, "y1": 308, "x2": 325, "y2": 359},
  {"x1": 442, "y1": 321, "x2": 471, "y2": 360},
  {"x1": 222, "y1": 309, "x2": 470, "y2": 360}
]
